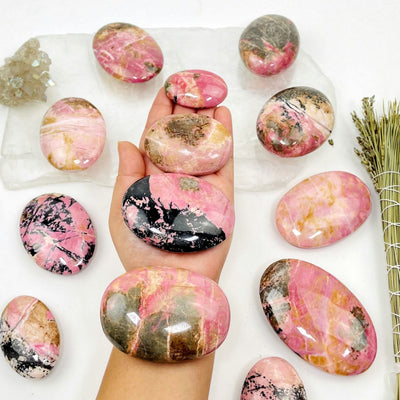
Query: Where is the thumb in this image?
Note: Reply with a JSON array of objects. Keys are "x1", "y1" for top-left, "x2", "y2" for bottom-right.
[{"x1": 109, "y1": 141, "x2": 146, "y2": 227}]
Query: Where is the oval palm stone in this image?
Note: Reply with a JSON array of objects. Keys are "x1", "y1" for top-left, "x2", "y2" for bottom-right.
[
  {"x1": 257, "y1": 86, "x2": 334, "y2": 157},
  {"x1": 100, "y1": 266, "x2": 230, "y2": 362},
  {"x1": 275, "y1": 171, "x2": 371, "y2": 248},
  {"x1": 40, "y1": 97, "x2": 106, "y2": 170},
  {"x1": 164, "y1": 69, "x2": 228, "y2": 108},
  {"x1": 259, "y1": 259, "x2": 377, "y2": 375},
  {"x1": 19, "y1": 193, "x2": 96, "y2": 274},
  {"x1": 122, "y1": 173, "x2": 234, "y2": 252},
  {"x1": 241, "y1": 357, "x2": 307, "y2": 400},
  {"x1": 93, "y1": 22, "x2": 163, "y2": 83},
  {"x1": 0, "y1": 295, "x2": 60, "y2": 379},
  {"x1": 239, "y1": 14, "x2": 299, "y2": 76},
  {"x1": 144, "y1": 113, "x2": 232, "y2": 175}
]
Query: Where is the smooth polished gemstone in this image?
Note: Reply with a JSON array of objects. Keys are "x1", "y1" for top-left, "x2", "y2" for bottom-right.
[
  {"x1": 40, "y1": 97, "x2": 106, "y2": 170},
  {"x1": 0, "y1": 296, "x2": 60, "y2": 379},
  {"x1": 122, "y1": 174, "x2": 234, "y2": 252},
  {"x1": 259, "y1": 259, "x2": 377, "y2": 375},
  {"x1": 144, "y1": 114, "x2": 232, "y2": 175},
  {"x1": 257, "y1": 86, "x2": 334, "y2": 157},
  {"x1": 100, "y1": 266, "x2": 230, "y2": 362},
  {"x1": 93, "y1": 22, "x2": 163, "y2": 83},
  {"x1": 241, "y1": 357, "x2": 307, "y2": 400},
  {"x1": 239, "y1": 15, "x2": 299, "y2": 76},
  {"x1": 19, "y1": 193, "x2": 96, "y2": 275},
  {"x1": 276, "y1": 171, "x2": 370, "y2": 248},
  {"x1": 164, "y1": 69, "x2": 228, "y2": 108}
]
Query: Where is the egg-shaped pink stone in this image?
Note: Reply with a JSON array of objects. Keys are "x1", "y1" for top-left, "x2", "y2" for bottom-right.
[
  {"x1": 275, "y1": 171, "x2": 371, "y2": 248},
  {"x1": 164, "y1": 69, "x2": 228, "y2": 108},
  {"x1": 144, "y1": 113, "x2": 232, "y2": 175},
  {"x1": 260, "y1": 259, "x2": 377, "y2": 375},
  {"x1": 241, "y1": 357, "x2": 307, "y2": 400},
  {"x1": 0, "y1": 295, "x2": 60, "y2": 379},
  {"x1": 100, "y1": 266, "x2": 230, "y2": 362},
  {"x1": 257, "y1": 86, "x2": 334, "y2": 157},
  {"x1": 93, "y1": 22, "x2": 163, "y2": 83},
  {"x1": 40, "y1": 97, "x2": 106, "y2": 170}
]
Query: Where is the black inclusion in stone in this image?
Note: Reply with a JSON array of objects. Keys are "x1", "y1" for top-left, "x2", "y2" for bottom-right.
[{"x1": 122, "y1": 176, "x2": 226, "y2": 252}]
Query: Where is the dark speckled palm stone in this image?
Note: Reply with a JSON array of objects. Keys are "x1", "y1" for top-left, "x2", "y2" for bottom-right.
[
  {"x1": 241, "y1": 357, "x2": 307, "y2": 400},
  {"x1": 239, "y1": 15, "x2": 299, "y2": 76},
  {"x1": 19, "y1": 193, "x2": 96, "y2": 275},
  {"x1": 122, "y1": 173, "x2": 235, "y2": 252},
  {"x1": 100, "y1": 266, "x2": 230, "y2": 362}
]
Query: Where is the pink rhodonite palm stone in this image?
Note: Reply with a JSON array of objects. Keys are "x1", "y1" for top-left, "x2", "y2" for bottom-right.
[
  {"x1": 100, "y1": 267, "x2": 230, "y2": 362},
  {"x1": 92, "y1": 22, "x2": 163, "y2": 83},
  {"x1": 259, "y1": 259, "x2": 377, "y2": 375},
  {"x1": 276, "y1": 171, "x2": 371, "y2": 248},
  {"x1": 164, "y1": 69, "x2": 228, "y2": 108},
  {"x1": 40, "y1": 97, "x2": 106, "y2": 170},
  {"x1": 0, "y1": 295, "x2": 60, "y2": 379},
  {"x1": 241, "y1": 357, "x2": 307, "y2": 400},
  {"x1": 239, "y1": 15, "x2": 299, "y2": 76},
  {"x1": 257, "y1": 86, "x2": 334, "y2": 157},
  {"x1": 144, "y1": 114, "x2": 232, "y2": 175}
]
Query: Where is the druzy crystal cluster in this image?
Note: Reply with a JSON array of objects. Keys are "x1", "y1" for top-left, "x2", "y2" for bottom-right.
[{"x1": 0, "y1": 38, "x2": 54, "y2": 107}]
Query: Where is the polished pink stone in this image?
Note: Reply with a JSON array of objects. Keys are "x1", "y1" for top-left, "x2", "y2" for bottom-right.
[
  {"x1": 122, "y1": 174, "x2": 235, "y2": 252},
  {"x1": 239, "y1": 15, "x2": 299, "y2": 76},
  {"x1": 164, "y1": 69, "x2": 228, "y2": 108},
  {"x1": 144, "y1": 114, "x2": 232, "y2": 175},
  {"x1": 241, "y1": 357, "x2": 307, "y2": 400},
  {"x1": 92, "y1": 22, "x2": 163, "y2": 83},
  {"x1": 100, "y1": 266, "x2": 230, "y2": 362},
  {"x1": 0, "y1": 295, "x2": 60, "y2": 379},
  {"x1": 40, "y1": 97, "x2": 106, "y2": 170},
  {"x1": 257, "y1": 87, "x2": 334, "y2": 157},
  {"x1": 260, "y1": 259, "x2": 377, "y2": 375},
  {"x1": 276, "y1": 171, "x2": 371, "y2": 248},
  {"x1": 19, "y1": 193, "x2": 96, "y2": 275}
]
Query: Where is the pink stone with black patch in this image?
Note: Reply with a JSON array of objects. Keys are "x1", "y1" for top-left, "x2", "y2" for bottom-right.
[
  {"x1": 164, "y1": 69, "x2": 228, "y2": 108},
  {"x1": 40, "y1": 97, "x2": 106, "y2": 170},
  {"x1": 257, "y1": 86, "x2": 334, "y2": 157},
  {"x1": 275, "y1": 171, "x2": 371, "y2": 248},
  {"x1": 241, "y1": 357, "x2": 307, "y2": 400},
  {"x1": 239, "y1": 15, "x2": 299, "y2": 76},
  {"x1": 0, "y1": 295, "x2": 60, "y2": 379},
  {"x1": 19, "y1": 193, "x2": 96, "y2": 275},
  {"x1": 93, "y1": 22, "x2": 163, "y2": 83},
  {"x1": 100, "y1": 266, "x2": 230, "y2": 362},
  {"x1": 259, "y1": 259, "x2": 377, "y2": 375},
  {"x1": 144, "y1": 114, "x2": 232, "y2": 175},
  {"x1": 122, "y1": 173, "x2": 234, "y2": 252}
]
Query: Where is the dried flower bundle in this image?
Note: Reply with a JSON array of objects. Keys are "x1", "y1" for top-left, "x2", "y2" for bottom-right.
[{"x1": 352, "y1": 96, "x2": 400, "y2": 398}]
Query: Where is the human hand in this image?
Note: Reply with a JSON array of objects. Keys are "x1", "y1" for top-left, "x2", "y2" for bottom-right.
[{"x1": 108, "y1": 88, "x2": 234, "y2": 282}]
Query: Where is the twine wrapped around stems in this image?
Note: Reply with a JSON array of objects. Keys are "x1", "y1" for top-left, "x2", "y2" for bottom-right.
[{"x1": 352, "y1": 97, "x2": 400, "y2": 399}]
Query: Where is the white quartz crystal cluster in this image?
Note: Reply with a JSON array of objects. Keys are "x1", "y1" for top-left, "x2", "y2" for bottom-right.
[{"x1": 0, "y1": 38, "x2": 54, "y2": 106}]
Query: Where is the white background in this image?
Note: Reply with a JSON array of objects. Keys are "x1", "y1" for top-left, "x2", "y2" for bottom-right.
[{"x1": 0, "y1": 1, "x2": 398, "y2": 399}]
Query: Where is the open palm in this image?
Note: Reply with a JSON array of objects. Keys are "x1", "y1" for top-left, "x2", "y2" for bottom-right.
[{"x1": 108, "y1": 88, "x2": 234, "y2": 282}]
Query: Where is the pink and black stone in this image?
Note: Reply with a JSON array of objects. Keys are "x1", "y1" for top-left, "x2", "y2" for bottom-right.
[
  {"x1": 122, "y1": 173, "x2": 234, "y2": 252},
  {"x1": 19, "y1": 193, "x2": 96, "y2": 275},
  {"x1": 259, "y1": 259, "x2": 377, "y2": 375},
  {"x1": 239, "y1": 15, "x2": 299, "y2": 76},
  {"x1": 241, "y1": 357, "x2": 307, "y2": 400},
  {"x1": 0, "y1": 295, "x2": 60, "y2": 379},
  {"x1": 164, "y1": 69, "x2": 228, "y2": 108},
  {"x1": 257, "y1": 86, "x2": 334, "y2": 157},
  {"x1": 92, "y1": 22, "x2": 163, "y2": 83},
  {"x1": 100, "y1": 266, "x2": 230, "y2": 362},
  {"x1": 144, "y1": 114, "x2": 232, "y2": 175}
]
